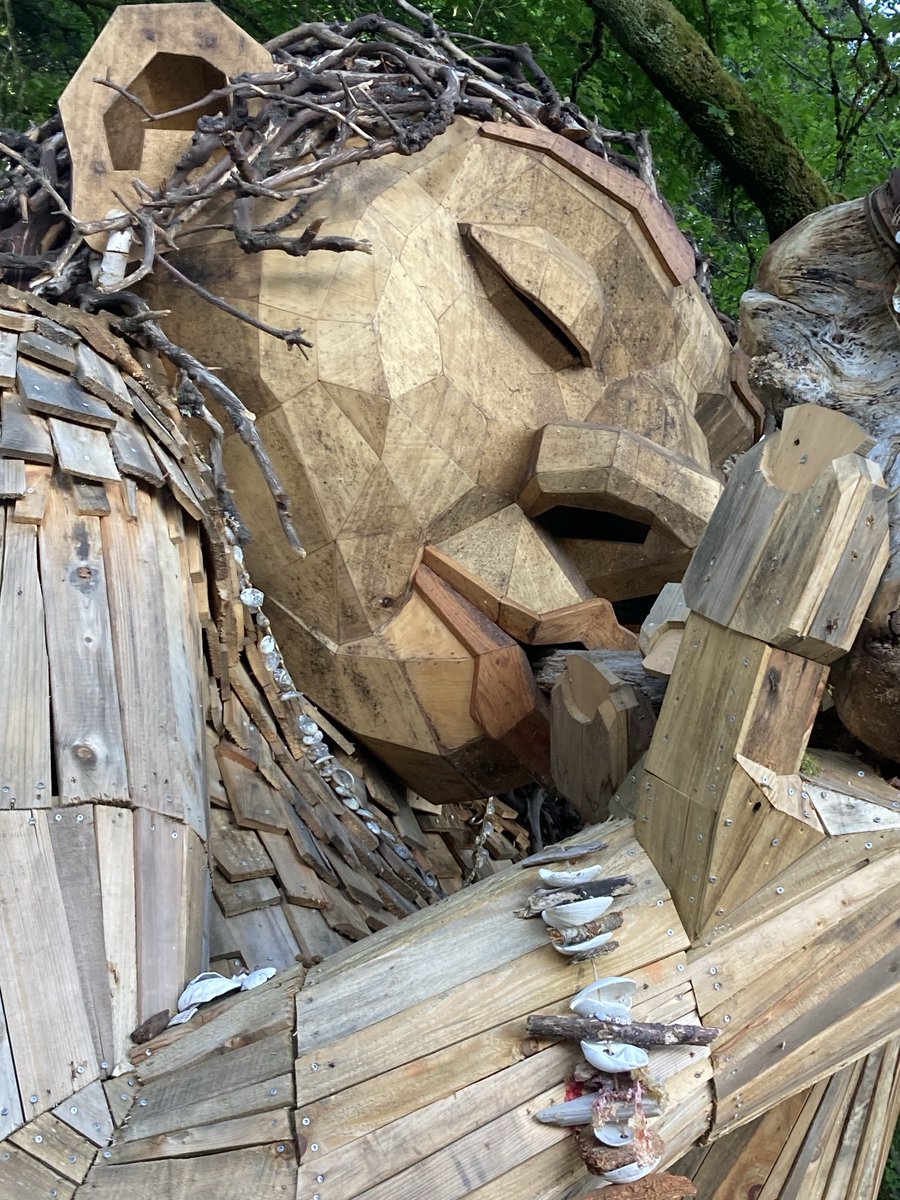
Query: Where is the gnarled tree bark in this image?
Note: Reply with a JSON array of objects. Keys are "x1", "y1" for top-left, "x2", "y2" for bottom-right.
[{"x1": 588, "y1": 0, "x2": 834, "y2": 238}]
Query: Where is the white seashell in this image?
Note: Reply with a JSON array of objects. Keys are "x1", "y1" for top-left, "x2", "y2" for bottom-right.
[
  {"x1": 570, "y1": 977, "x2": 637, "y2": 1012},
  {"x1": 542, "y1": 896, "x2": 614, "y2": 929},
  {"x1": 238, "y1": 967, "x2": 277, "y2": 991},
  {"x1": 594, "y1": 1122, "x2": 634, "y2": 1146},
  {"x1": 581, "y1": 1040, "x2": 649, "y2": 1072},
  {"x1": 538, "y1": 865, "x2": 607, "y2": 887},
  {"x1": 602, "y1": 1156, "x2": 661, "y2": 1184},
  {"x1": 570, "y1": 998, "x2": 632, "y2": 1023},
  {"x1": 167, "y1": 1006, "x2": 198, "y2": 1027},
  {"x1": 534, "y1": 1095, "x2": 597, "y2": 1126},
  {"x1": 177, "y1": 971, "x2": 242, "y2": 1012},
  {"x1": 552, "y1": 930, "x2": 616, "y2": 956}
]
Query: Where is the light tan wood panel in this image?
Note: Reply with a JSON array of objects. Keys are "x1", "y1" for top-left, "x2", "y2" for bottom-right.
[
  {"x1": 0, "y1": 517, "x2": 51, "y2": 807},
  {"x1": 0, "y1": 810, "x2": 98, "y2": 1115}
]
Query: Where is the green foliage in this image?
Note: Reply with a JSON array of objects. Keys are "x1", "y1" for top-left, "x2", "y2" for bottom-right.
[{"x1": 882, "y1": 1127, "x2": 900, "y2": 1200}]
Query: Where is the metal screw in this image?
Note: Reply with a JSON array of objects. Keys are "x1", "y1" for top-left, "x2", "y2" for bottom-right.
[
  {"x1": 771, "y1": 838, "x2": 780, "y2": 846},
  {"x1": 709, "y1": 967, "x2": 718, "y2": 975},
  {"x1": 666, "y1": 929, "x2": 674, "y2": 936},
  {"x1": 311, "y1": 1143, "x2": 319, "y2": 1152},
  {"x1": 29, "y1": 1095, "x2": 38, "y2": 1104},
  {"x1": 276, "y1": 1144, "x2": 285, "y2": 1154},
  {"x1": 310, "y1": 1063, "x2": 319, "y2": 1072},
  {"x1": 676, "y1": 964, "x2": 685, "y2": 973},
  {"x1": 301, "y1": 1117, "x2": 311, "y2": 1126},
  {"x1": 865, "y1": 842, "x2": 873, "y2": 849},
  {"x1": 708, "y1": 876, "x2": 718, "y2": 884},
  {"x1": 34, "y1": 1136, "x2": 43, "y2": 1144},
  {"x1": 269, "y1": 1087, "x2": 279, "y2": 1096},
  {"x1": 316, "y1": 1175, "x2": 325, "y2": 1183},
  {"x1": 775, "y1": 886, "x2": 784, "y2": 895}
]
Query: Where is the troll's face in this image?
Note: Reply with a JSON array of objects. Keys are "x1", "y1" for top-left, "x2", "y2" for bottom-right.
[{"x1": 159, "y1": 118, "x2": 746, "y2": 799}]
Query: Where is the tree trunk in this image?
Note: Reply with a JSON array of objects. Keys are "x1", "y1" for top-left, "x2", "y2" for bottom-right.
[{"x1": 588, "y1": 0, "x2": 834, "y2": 238}]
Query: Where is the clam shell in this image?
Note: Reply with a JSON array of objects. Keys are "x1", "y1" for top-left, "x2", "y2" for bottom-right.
[
  {"x1": 580, "y1": 1040, "x2": 649, "y2": 1073},
  {"x1": 542, "y1": 896, "x2": 613, "y2": 929},
  {"x1": 177, "y1": 971, "x2": 242, "y2": 1012},
  {"x1": 570, "y1": 998, "x2": 632, "y2": 1022},
  {"x1": 239, "y1": 967, "x2": 277, "y2": 991},
  {"x1": 601, "y1": 1156, "x2": 661, "y2": 1184},
  {"x1": 534, "y1": 1095, "x2": 596, "y2": 1126},
  {"x1": 553, "y1": 931, "x2": 616, "y2": 956},
  {"x1": 594, "y1": 1122, "x2": 634, "y2": 1146},
  {"x1": 538, "y1": 865, "x2": 607, "y2": 887},
  {"x1": 570, "y1": 977, "x2": 637, "y2": 1011}
]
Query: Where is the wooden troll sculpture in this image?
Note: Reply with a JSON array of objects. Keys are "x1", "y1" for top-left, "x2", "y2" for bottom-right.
[{"x1": 0, "y1": 5, "x2": 897, "y2": 1199}]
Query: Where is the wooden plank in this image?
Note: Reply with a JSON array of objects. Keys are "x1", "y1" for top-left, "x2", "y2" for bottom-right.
[
  {"x1": 39, "y1": 479, "x2": 129, "y2": 804},
  {"x1": 94, "y1": 806, "x2": 138, "y2": 1070},
  {"x1": 132, "y1": 1033, "x2": 293, "y2": 1132},
  {"x1": 0, "y1": 330, "x2": 17, "y2": 386},
  {"x1": 0, "y1": 991, "x2": 24, "y2": 1139},
  {"x1": 0, "y1": 518, "x2": 51, "y2": 807},
  {"x1": 75, "y1": 343, "x2": 133, "y2": 414},
  {"x1": 0, "y1": 1141, "x2": 76, "y2": 1198},
  {"x1": 210, "y1": 810, "x2": 276, "y2": 882},
  {"x1": 47, "y1": 806, "x2": 115, "y2": 1076},
  {"x1": 0, "y1": 456, "x2": 25, "y2": 497},
  {"x1": 0, "y1": 810, "x2": 98, "y2": 1114},
  {"x1": 109, "y1": 414, "x2": 165, "y2": 485},
  {"x1": 228, "y1": 904, "x2": 300, "y2": 972},
  {"x1": 53, "y1": 1078, "x2": 114, "y2": 1148},
  {"x1": 133, "y1": 810, "x2": 199, "y2": 1023},
  {"x1": 0, "y1": 307, "x2": 35, "y2": 333},
  {"x1": 49, "y1": 419, "x2": 120, "y2": 483},
  {"x1": 352, "y1": 1083, "x2": 569, "y2": 1200},
  {"x1": 134, "y1": 970, "x2": 300, "y2": 1084},
  {"x1": 285, "y1": 903, "x2": 350, "y2": 964},
  {"x1": 100, "y1": 486, "x2": 184, "y2": 815},
  {"x1": 18, "y1": 358, "x2": 115, "y2": 427},
  {"x1": 9, "y1": 1111, "x2": 95, "y2": 1182},
  {"x1": 18, "y1": 329, "x2": 77, "y2": 373},
  {"x1": 298, "y1": 1045, "x2": 571, "y2": 1200},
  {"x1": 258, "y1": 831, "x2": 327, "y2": 908},
  {"x1": 12, "y1": 462, "x2": 52, "y2": 523},
  {"x1": 0, "y1": 390, "x2": 54, "y2": 462},
  {"x1": 76, "y1": 1144, "x2": 295, "y2": 1196},
  {"x1": 212, "y1": 869, "x2": 281, "y2": 918},
  {"x1": 150, "y1": 491, "x2": 206, "y2": 837},
  {"x1": 73, "y1": 480, "x2": 111, "y2": 516},
  {"x1": 106, "y1": 1107, "x2": 293, "y2": 1164},
  {"x1": 217, "y1": 753, "x2": 288, "y2": 833}
]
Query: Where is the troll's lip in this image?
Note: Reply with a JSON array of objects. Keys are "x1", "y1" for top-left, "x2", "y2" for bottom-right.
[{"x1": 420, "y1": 544, "x2": 638, "y2": 654}]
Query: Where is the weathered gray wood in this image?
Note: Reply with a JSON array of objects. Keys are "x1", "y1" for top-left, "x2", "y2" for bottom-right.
[
  {"x1": 18, "y1": 359, "x2": 116, "y2": 428},
  {"x1": 49, "y1": 419, "x2": 121, "y2": 482},
  {"x1": 0, "y1": 390, "x2": 54, "y2": 462}
]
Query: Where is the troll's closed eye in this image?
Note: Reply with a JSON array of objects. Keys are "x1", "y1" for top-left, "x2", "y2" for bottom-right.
[{"x1": 459, "y1": 222, "x2": 603, "y2": 368}]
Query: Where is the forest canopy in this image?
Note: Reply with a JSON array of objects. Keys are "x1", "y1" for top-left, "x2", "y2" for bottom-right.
[{"x1": 0, "y1": 0, "x2": 898, "y2": 311}]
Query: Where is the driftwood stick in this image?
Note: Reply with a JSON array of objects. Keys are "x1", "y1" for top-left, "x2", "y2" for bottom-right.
[
  {"x1": 516, "y1": 878, "x2": 638, "y2": 917},
  {"x1": 520, "y1": 838, "x2": 608, "y2": 866},
  {"x1": 581, "y1": 1176, "x2": 697, "y2": 1199},
  {"x1": 527, "y1": 1014, "x2": 721, "y2": 1047}
]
